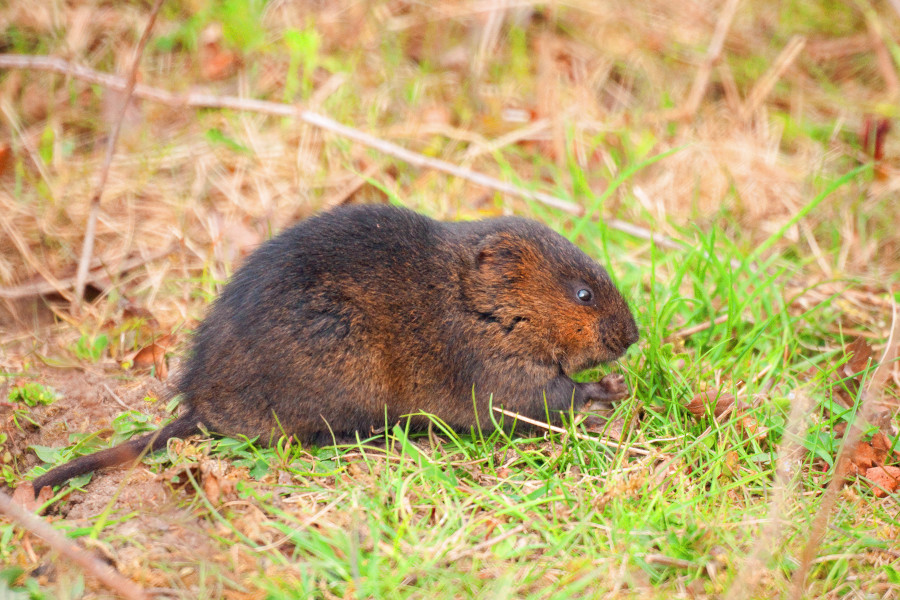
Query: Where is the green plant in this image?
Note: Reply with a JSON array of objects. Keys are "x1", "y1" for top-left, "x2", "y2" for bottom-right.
[
  {"x1": 71, "y1": 333, "x2": 109, "y2": 362},
  {"x1": 283, "y1": 25, "x2": 321, "y2": 100},
  {"x1": 7, "y1": 382, "x2": 57, "y2": 407}
]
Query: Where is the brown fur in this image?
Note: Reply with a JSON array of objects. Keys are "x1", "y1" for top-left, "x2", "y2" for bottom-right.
[{"x1": 28, "y1": 205, "x2": 638, "y2": 493}]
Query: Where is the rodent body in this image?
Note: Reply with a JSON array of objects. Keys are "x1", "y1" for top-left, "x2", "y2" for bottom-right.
[{"x1": 29, "y1": 205, "x2": 638, "y2": 492}]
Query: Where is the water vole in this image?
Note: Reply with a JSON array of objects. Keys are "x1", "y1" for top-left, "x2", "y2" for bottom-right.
[{"x1": 29, "y1": 204, "x2": 638, "y2": 492}]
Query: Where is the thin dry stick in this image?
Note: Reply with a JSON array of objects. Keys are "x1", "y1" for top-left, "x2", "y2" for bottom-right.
[
  {"x1": 664, "y1": 315, "x2": 729, "y2": 343},
  {"x1": 0, "y1": 215, "x2": 76, "y2": 303},
  {"x1": 866, "y1": 10, "x2": 900, "y2": 99},
  {"x1": 740, "y1": 36, "x2": 806, "y2": 120},
  {"x1": 867, "y1": 290, "x2": 899, "y2": 398},
  {"x1": 0, "y1": 53, "x2": 683, "y2": 251},
  {"x1": 101, "y1": 382, "x2": 130, "y2": 411},
  {"x1": 73, "y1": 0, "x2": 165, "y2": 312},
  {"x1": 492, "y1": 406, "x2": 651, "y2": 456},
  {"x1": 789, "y1": 416, "x2": 863, "y2": 597},
  {"x1": 252, "y1": 492, "x2": 349, "y2": 553},
  {"x1": 643, "y1": 554, "x2": 697, "y2": 569},
  {"x1": 789, "y1": 297, "x2": 899, "y2": 598},
  {"x1": 444, "y1": 523, "x2": 526, "y2": 563},
  {"x1": 0, "y1": 490, "x2": 149, "y2": 600},
  {"x1": 723, "y1": 390, "x2": 814, "y2": 600},
  {"x1": 681, "y1": 0, "x2": 742, "y2": 118},
  {"x1": 0, "y1": 244, "x2": 175, "y2": 299}
]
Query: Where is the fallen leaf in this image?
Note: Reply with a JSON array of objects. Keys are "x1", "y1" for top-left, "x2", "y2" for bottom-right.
[
  {"x1": 722, "y1": 450, "x2": 741, "y2": 478},
  {"x1": 131, "y1": 335, "x2": 173, "y2": 380},
  {"x1": 832, "y1": 337, "x2": 874, "y2": 406},
  {"x1": 685, "y1": 390, "x2": 738, "y2": 420},
  {"x1": 865, "y1": 465, "x2": 900, "y2": 498},
  {"x1": 737, "y1": 415, "x2": 763, "y2": 439},
  {"x1": 200, "y1": 24, "x2": 239, "y2": 81},
  {"x1": 851, "y1": 441, "x2": 879, "y2": 470},
  {"x1": 11, "y1": 482, "x2": 38, "y2": 511},
  {"x1": 861, "y1": 116, "x2": 891, "y2": 180},
  {"x1": 833, "y1": 422, "x2": 848, "y2": 438},
  {"x1": 841, "y1": 337, "x2": 873, "y2": 380},
  {"x1": 870, "y1": 431, "x2": 891, "y2": 464},
  {"x1": 202, "y1": 469, "x2": 221, "y2": 504},
  {"x1": 0, "y1": 144, "x2": 11, "y2": 177}
]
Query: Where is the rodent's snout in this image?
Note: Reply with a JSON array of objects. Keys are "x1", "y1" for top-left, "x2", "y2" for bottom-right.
[
  {"x1": 623, "y1": 314, "x2": 639, "y2": 349},
  {"x1": 599, "y1": 313, "x2": 639, "y2": 358}
]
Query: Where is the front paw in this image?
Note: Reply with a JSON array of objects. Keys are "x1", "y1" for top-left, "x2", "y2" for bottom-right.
[
  {"x1": 583, "y1": 373, "x2": 630, "y2": 404},
  {"x1": 598, "y1": 373, "x2": 629, "y2": 399}
]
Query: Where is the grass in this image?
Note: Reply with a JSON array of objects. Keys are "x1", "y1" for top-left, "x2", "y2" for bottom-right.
[{"x1": 1, "y1": 0, "x2": 899, "y2": 598}]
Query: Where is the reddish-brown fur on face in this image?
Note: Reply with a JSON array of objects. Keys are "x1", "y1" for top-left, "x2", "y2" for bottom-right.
[{"x1": 462, "y1": 226, "x2": 638, "y2": 375}]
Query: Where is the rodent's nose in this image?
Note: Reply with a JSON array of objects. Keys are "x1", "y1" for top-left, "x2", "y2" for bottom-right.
[
  {"x1": 624, "y1": 315, "x2": 639, "y2": 349},
  {"x1": 602, "y1": 313, "x2": 639, "y2": 357}
]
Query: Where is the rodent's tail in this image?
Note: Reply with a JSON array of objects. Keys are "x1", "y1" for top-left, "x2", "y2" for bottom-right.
[{"x1": 27, "y1": 411, "x2": 202, "y2": 494}]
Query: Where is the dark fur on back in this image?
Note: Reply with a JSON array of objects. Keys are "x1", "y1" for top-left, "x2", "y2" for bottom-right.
[{"x1": 28, "y1": 205, "x2": 638, "y2": 492}]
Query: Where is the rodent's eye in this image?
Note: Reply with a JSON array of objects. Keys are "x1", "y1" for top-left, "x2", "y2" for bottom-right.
[{"x1": 576, "y1": 288, "x2": 593, "y2": 303}]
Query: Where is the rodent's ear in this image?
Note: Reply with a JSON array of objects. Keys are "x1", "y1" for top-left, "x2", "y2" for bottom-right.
[
  {"x1": 461, "y1": 233, "x2": 529, "y2": 311},
  {"x1": 475, "y1": 233, "x2": 524, "y2": 272}
]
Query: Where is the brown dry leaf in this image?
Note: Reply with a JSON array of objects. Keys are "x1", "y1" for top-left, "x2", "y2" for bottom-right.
[
  {"x1": 833, "y1": 422, "x2": 848, "y2": 438},
  {"x1": 832, "y1": 337, "x2": 874, "y2": 406},
  {"x1": 737, "y1": 415, "x2": 763, "y2": 439},
  {"x1": 865, "y1": 465, "x2": 900, "y2": 498},
  {"x1": 861, "y1": 116, "x2": 891, "y2": 180},
  {"x1": 202, "y1": 469, "x2": 221, "y2": 505},
  {"x1": 131, "y1": 343, "x2": 164, "y2": 368},
  {"x1": 841, "y1": 337, "x2": 873, "y2": 380},
  {"x1": 870, "y1": 431, "x2": 892, "y2": 464},
  {"x1": 0, "y1": 144, "x2": 11, "y2": 177},
  {"x1": 722, "y1": 450, "x2": 741, "y2": 479},
  {"x1": 685, "y1": 390, "x2": 738, "y2": 420},
  {"x1": 131, "y1": 334, "x2": 173, "y2": 380},
  {"x1": 11, "y1": 481, "x2": 37, "y2": 511},
  {"x1": 200, "y1": 24, "x2": 239, "y2": 81},
  {"x1": 851, "y1": 441, "x2": 879, "y2": 471}
]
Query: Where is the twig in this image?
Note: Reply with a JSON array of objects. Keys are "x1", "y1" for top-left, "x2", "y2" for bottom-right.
[
  {"x1": 606, "y1": 217, "x2": 682, "y2": 251},
  {"x1": 0, "y1": 215, "x2": 76, "y2": 303},
  {"x1": 723, "y1": 391, "x2": 814, "y2": 600},
  {"x1": 0, "y1": 490, "x2": 149, "y2": 600},
  {"x1": 102, "y1": 382, "x2": 130, "y2": 411},
  {"x1": 73, "y1": 0, "x2": 165, "y2": 313},
  {"x1": 740, "y1": 36, "x2": 806, "y2": 120},
  {"x1": 643, "y1": 553, "x2": 697, "y2": 569},
  {"x1": 252, "y1": 492, "x2": 349, "y2": 552},
  {"x1": 789, "y1": 417, "x2": 864, "y2": 597},
  {"x1": 788, "y1": 297, "x2": 897, "y2": 599},
  {"x1": 0, "y1": 53, "x2": 683, "y2": 251},
  {"x1": 866, "y1": 291, "x2": 899, "y2": 408},
  {"x1": 443, "y1": 523, "x2": 526, "y2": 563},
  {"x1": 492, "y1": 406, "x2": 650, "y2": 456},
  {"x1": 0, "y1": 245, "x2": 176, "y2": 300},
  {"x1": 664, "y1": 315, "x2": 729, "y2": 343},
  {"x1": 681, "y1": 0, "x2": 742, "y2": 118},
  {"x1": 866, "y1": 7, "x2": 900, "y2": 99}
]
